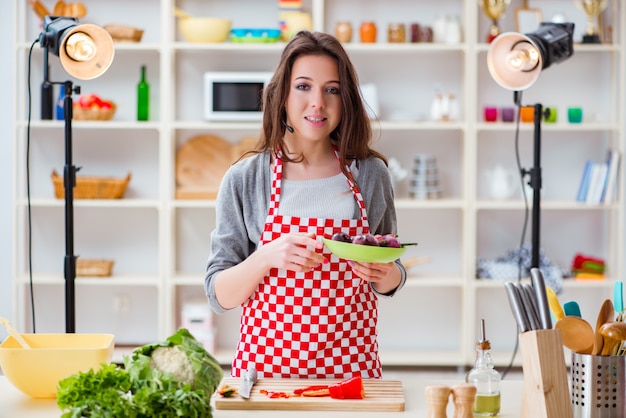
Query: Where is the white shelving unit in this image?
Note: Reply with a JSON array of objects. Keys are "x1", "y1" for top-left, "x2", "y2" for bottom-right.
[{"x1": 12, "y1": 0, "x2": 624, "y2": 368}]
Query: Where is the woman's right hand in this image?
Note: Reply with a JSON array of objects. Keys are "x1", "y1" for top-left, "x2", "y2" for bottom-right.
[
  {"x1": 258, "y1": 233, "x2": 328, "y2": 272},
  {"x1": 213, "y1": 233, "x2": 328, "y2": 310}
]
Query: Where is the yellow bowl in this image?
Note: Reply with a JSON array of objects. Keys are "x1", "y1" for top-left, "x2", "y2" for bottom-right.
[
  {"x1": 0, "y1": 333, "x2": 114, "y2": 399},
  {"x1": 178, "y1": 17, "x2": 232, "y2": 43}
]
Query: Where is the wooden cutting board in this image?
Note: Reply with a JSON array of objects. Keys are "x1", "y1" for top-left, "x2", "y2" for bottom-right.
[
  {"x1": 175, "y1": 134, "x2": 232, "y2": 199},
  {"x1": 214, "y1": 378, "x2": 405, "y2": 411}
]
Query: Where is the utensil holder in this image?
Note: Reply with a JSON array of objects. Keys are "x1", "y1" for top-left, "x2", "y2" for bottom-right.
[
  {"x1": 571, "y1": 353, "x2": 626, "y2": 418},
  {"x1": 519, "y1": 329, "x2": 572, "y2": 418}
]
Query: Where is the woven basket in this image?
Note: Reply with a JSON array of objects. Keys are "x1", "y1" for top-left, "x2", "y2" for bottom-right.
[
  {"x1": 104, "y1": 24, "x2": 144, "y2": 43},
  {"x1": 72, "y1": 103, "x2": 117, "y2": 121},
  {"x1": 51, "y1": 170, "x2": 131, "y2": 199},
  {"x1": 76, "y1": 259, "x2": 114, "y2": 277}
]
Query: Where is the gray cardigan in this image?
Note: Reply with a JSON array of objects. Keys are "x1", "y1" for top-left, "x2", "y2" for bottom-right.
[{"x1": 204, "y1": 151, "x2": 407, "y2": 313}]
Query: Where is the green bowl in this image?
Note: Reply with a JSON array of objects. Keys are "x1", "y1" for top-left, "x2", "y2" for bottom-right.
[{"x1": 323, "y1": 238, "x2": 407, "y2": 263}]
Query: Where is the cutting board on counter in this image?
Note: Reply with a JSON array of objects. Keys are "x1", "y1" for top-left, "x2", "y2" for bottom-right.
[{"x1": 214, "y1": 378, "x2": 405, "y2": 411}]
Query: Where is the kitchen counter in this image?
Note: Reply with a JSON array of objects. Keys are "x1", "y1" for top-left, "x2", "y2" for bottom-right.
[{"x1": 0, "y1": 376, "x2": 525, "y2": 417}]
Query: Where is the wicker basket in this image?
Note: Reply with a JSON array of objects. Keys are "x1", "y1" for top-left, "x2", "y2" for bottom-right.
[
  {"x1": 76, "y1": 259, "x2": 114, "y2": 277},
  {"x1": 104, "y1": 24, "x2": 144, "y2": 43},
  {"x1": 72, "y1": 103, "x2": 117, "y2": 121},
  {"x1": 51, "y1": 170, "x2": 131, "y2": 199}
]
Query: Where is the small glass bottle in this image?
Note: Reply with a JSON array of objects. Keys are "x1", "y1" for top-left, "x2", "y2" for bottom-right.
[
  {"x1": 137, "y1": 65, "x2": 149, "y2": 121},
  {"x1": 466, "y1": 319, "x2": 501, "y2": 416}
]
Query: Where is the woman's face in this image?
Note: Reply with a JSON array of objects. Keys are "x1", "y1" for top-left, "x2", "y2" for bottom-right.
[{"x1": 285, "y1": 54, "x2": 342, "y2": 143}]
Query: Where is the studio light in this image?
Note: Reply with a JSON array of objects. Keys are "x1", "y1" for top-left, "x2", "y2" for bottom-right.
[
  {"x1": 35, "y1": 16, "x2": 115, "y2": 333},
  {"x1": 39, "y1": 16, "x2": 114, "y2": 80},
  {"x1": 487, "y1": 22, "x2": 575, "y2": 91},
  {"x1": 39, "y1": 16, "x2": 114, "y2": 120},
  {"x1": 486, "y1": 22, "x2": 574, "y2": 270}
]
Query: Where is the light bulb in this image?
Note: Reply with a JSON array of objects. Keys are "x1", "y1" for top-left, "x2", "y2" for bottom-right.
[
  {"x1": 64, "y1": 32, "x2": 97, "y2": 62},
  {"x1": 505, "y1": 41, "x2": 540, "y2": 72}
]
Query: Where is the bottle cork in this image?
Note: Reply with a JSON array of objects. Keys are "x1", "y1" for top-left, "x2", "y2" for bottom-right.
[
  {"x1": 424, "y1": 384, "x2": 451, "y2": 418},
  {"x1": 451, "y1": 383, "x2": 477, "y2": 418}
]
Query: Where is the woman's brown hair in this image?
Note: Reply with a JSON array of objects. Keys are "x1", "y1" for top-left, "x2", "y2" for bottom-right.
[{"x1": 255, "y1": 30, "x2": 387, "y2": 176}]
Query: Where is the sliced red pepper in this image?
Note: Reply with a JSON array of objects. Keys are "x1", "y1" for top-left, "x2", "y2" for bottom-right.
[
  {"x1": 293, "y1": 385, "x2": 329, "y2": 395},
  {"x1": 328, "y1": 376, "x2": 364, "y2": 399},
  {"x1": 260, "y1": 389, "x2": 291, "y2": 398},
  {"x1": 301, "y1": 388, "x2": 331, "y2": 397},
  {"x1": 262, "y1": 376, "x2": 364, "y2": 400}
]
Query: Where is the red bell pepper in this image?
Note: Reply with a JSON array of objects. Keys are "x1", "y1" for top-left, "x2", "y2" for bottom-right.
[{"x1": 328, "y1": 376, "x2": 364, "y2": 399}]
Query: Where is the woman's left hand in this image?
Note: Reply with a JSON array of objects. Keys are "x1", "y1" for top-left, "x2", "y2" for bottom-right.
[
  {"x1": 348, "y1": 260, "x2": 395, "y2": 285},
  {"x1": 349, "y1": 260, "x2": 402, "y2": 294}
]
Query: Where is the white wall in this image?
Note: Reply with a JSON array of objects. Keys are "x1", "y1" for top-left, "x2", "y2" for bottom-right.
[{"x1": 0, "y1": 2, "x2": 14, "y2": 341}]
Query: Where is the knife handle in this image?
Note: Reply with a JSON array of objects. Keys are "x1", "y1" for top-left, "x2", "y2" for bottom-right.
[
  {"x1": 514, "y1": 282, "x2": 540, "y2": 330},
  {"x1": 530, "y1": 268, "x2": 552, "y2": 329},
  {"x1": 504, "y1": 282, "x2": 530, "y2": 333}
]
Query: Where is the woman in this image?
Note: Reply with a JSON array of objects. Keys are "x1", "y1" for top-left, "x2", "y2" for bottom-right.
[{"x1": 204, "y1": 31, "x2": 406, "y2": 379}]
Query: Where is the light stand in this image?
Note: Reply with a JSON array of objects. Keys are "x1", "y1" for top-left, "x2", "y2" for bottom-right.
[
  {"x1": 487, "y1": 22, "x2": 574, "y2": 271},
  {"x1": 62, "y1": 80, "x2": 79, "y2": 333},
  {"x1": 38, "y1": 16, "x2": 114, "y2": 333}
]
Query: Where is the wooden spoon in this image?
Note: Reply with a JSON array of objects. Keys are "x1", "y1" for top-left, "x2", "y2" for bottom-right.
[
  {"x1": 599, "y1": 322, "x2": 626, "y2": 356},
  {"x1": 554, "y1": 316, "x2": 594, "y2": 354},
  {"x1": 592, "y1": 299, "x2": 614, "y2": 355}
]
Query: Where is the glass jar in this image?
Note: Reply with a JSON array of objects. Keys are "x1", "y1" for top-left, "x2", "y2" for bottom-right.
[
  {"x1": 335, "y1": 21, "x2": 353, "y2": 42},
  {"x1": 359, "y1": 21, "x2": 377, "y2": 43},
  {"x1": 387, "y1": 23, "x2": 406, "y2": 43}
]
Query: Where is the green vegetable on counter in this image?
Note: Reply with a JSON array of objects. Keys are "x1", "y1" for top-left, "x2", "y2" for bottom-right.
[{"x1": 57, "y1": 328, "x2": 224, "y2": 417}]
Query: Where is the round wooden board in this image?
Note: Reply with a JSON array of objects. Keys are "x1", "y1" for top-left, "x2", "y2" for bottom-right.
[{"x1": 176, "y1": 134, "x2": 232, "y2": 190}]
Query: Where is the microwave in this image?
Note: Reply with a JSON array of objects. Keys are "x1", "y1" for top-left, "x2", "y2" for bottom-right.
[{"x1": 203, "y1": 72, "x2": 273, "y2": 121}]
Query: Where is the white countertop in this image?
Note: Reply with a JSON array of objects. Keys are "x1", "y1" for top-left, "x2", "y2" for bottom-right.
[{"x1": 0, "y1": 376, "x2": 525, "y2": 417}]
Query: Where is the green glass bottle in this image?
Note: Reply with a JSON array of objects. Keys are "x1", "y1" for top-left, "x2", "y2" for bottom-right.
[{"x1": 137, "y1": 65, "x2": 149, "y2": 121}]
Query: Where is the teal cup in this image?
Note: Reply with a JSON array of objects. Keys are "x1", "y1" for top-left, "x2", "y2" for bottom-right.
[{"x1": 568, "y1": 107, "x2": 583, "y2": 123}]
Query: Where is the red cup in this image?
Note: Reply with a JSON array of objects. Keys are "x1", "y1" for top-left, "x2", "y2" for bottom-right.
[{"x1": 484, "y1": 107, "x2": 498, "y2": 122}]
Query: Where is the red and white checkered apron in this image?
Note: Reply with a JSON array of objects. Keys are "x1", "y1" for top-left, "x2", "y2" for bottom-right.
[{"x1": 231, "y1": 151, "x2": 381, "y2": 379}]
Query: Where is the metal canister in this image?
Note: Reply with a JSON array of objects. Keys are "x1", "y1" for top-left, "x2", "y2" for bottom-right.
[{"x1": 571, "y1": 353, "x2": 626, "y2": 418}]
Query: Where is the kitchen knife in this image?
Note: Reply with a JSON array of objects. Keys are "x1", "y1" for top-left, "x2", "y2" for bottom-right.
[
  {"x1": 530, "y1": 268, "x2": 552, "y2": 329},
  {"x1": 514, "y1": 282, "x2": 540, "y2": 330},
  {"x1": 239, "y1": 366, "x2": 258, "y2": 399},
  {"x1": 521, "y1": 283, "x2": 542, "y2": 328},
  {"x1": 504, "y1": 282, "x2": 530, "y2": 333}
]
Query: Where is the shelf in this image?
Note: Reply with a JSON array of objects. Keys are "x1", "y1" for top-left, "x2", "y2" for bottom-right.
[
  {"x1": 18, "y1": 120, "x2": 161, "y2": 130},
  {"x1": 475, "y1": 200, "x2": 619, "y2": 210},
  {"x1": 16, "y1": 274, "x2": 161, "y2": 287},
  {"x1": 16, "y1": 198, "x2": 161, "y2": 209}
]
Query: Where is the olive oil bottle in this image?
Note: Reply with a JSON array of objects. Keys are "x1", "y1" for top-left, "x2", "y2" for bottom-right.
[{"x1": 466, "y1": 319, "x2": 501, "y2": 416}]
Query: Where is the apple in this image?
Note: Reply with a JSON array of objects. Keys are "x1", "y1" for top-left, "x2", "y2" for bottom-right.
[{"x1": 76, "y1": 94, "x2": 113, "y2": 110}]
